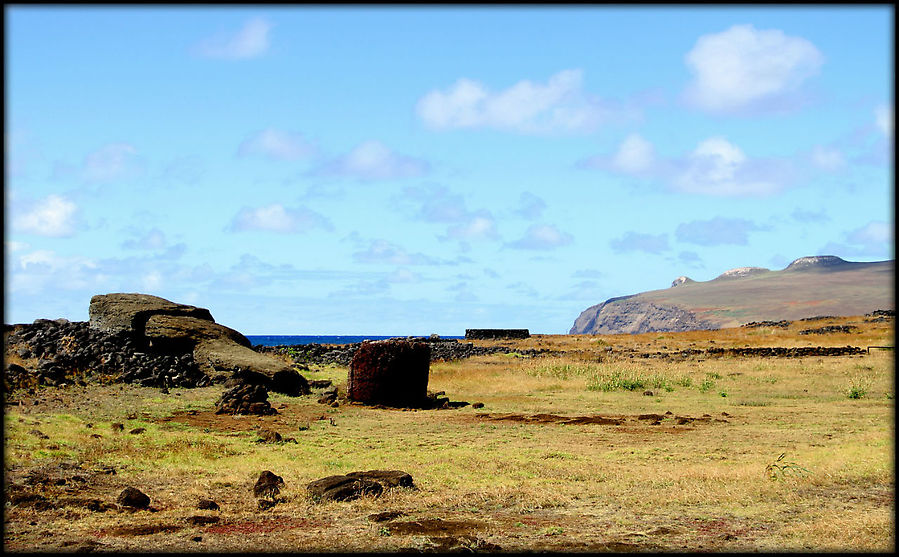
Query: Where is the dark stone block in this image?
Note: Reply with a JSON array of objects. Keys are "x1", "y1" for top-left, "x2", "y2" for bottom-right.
[
  {"x1": 464, "y1": 328, "x2": 530, "y2": 340},
  {"x1": 347, "y1": 340, "x2": 430, "y2": 407}
]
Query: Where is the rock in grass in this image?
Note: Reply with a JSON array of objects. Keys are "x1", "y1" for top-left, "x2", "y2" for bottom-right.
[
  {"x1": 116, "y1": 487, "x2": 150, "y2": 509},
  {"x1": 197, "y1": 498, "x2": 220, "y2": 511},
  {"x1": 253, "y1": 471, "x2": 284, "y2": 500},
  {"x1": 307, "y1": 470, "x2": 414, "y2": 502}
]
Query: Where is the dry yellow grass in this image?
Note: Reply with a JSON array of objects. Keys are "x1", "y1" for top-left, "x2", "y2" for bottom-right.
[{"x1": 3, "y1": 314, "x2": 894, "y2": 552}]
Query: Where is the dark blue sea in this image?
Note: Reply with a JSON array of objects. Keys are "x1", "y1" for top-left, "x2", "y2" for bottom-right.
[{"x1": 246, "y1": 335, "x2": 464, "y2": 347}]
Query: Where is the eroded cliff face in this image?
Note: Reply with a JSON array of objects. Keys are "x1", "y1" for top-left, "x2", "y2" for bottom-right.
[{"x1": 569, "y1": 297, "x2": 718, "y2": 335}]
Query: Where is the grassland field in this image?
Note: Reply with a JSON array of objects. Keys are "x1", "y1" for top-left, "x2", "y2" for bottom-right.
[{"x1": 3, "y1": 314, "x2": 894, "y2": 552}]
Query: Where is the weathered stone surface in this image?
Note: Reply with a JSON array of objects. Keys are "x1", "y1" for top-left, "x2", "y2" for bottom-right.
[
  {"x1": 144, "y1": 314, "x2": 250, "y2": 351},
  {"x1": 347, "y1": 340, "x2": 430, "y2": 407},
  {"x1": 116, "y1": 487, "x2": 150, "y2": 509},
  {"x1": 307, "y1": 470, "x2": 414, "y2": 502},
  {"x1": 306, "y1": 476, "x2": 383, "y2": 502},
  {"x1": 193, "y1": 339, "x2": 296, "y2": 387},
  {"x1": 89, "y1": 293, "x2": 213, "y2": 337},
  {"x1": 253, "y1": 471, "x2": 284, "y2": 500}
]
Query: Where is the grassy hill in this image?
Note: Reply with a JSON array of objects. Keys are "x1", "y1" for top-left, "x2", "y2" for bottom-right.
[{"x1": 571, "y1": 256, "x2": 894, "y2": 334}]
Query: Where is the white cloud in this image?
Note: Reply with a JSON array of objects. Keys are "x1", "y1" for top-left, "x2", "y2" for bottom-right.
[
  {"x1": 446, "y1": 213, "x2": 499, "y2": 241},
  {"x1": 683, "y1": 24, "x2": 823, "y2": 113},
  {"x1": 875, "y1": 104, "x2": 893, "y2": 139},
  {"x1": 314, "y1": 140, "x2": 428, "y2": 180},
  {"x1": 612, "y1": 133, "x2": 655, "y2": 174},
  {"x1": 229, "y1": 204, "x2": 332, "y2": 234},
  {"x1": 10, "y1": 249, "x2": 100, "y2": 295},
  {"x1": 848, "y1": 221, "x2": 891, "y2": 245},
  {"x1": 675, "y1": 137, "x2": 781, "y2": 196},
  {"x1": 192, "y1": 17, "x2": 271, "y2": 60},
  {"x1": 238, "y1": 128, "x2": 316, "y2": 161},
  {"x1": 508, "y1": 224, "x2": 573, "y2": 250},
  {"x1": 675, "y1": 217, "x2": 765, "y2": 246},
  {"x1": 353, "y1": 239, "x2": 438, "y2": 266},
  {"x1": 12, "y1": 194, "x2": 80, "y2": 237},
  {"x1": 122, "y1": 227, "x2": 167, "y2": 250},
  {"x1": 5, "y1": 240, "x2": 31, "y2": 252},
  {"x1": 417, "y1": 69, "x2": 621, "y2": 133},
  {"x1": 810, "y1": 145, "x2": 846, "y2": 171},
  {"x1": 609, "y1": 231, "x2": 669, "y2": 254},
  {"x1": 515, "y1": 192, "x2": 547, "y2": 220},
  {"x1": 82, "y1": 143, "x2": 142, "y2": 183},
  {"x1": 819, "y1": 220, "x2": 893, "y2": 259}
]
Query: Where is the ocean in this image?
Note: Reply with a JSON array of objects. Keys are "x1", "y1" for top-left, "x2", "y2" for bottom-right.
[{"x1": 246, "y1": 335, "x2": 465, "y2": 347}]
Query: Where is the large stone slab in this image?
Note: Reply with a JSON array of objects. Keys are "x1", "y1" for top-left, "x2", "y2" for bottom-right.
[
  {"x1": 144, "y1": 314, "x2": 251, "y2": 351},
  {"x1": 89, "y1": 293, "x2": 213, "y2": 337}
]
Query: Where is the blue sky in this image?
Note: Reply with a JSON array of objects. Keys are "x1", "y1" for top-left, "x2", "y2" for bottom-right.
[{"x1": 5, "y1": 6, "x2": 893, "y2": 335}]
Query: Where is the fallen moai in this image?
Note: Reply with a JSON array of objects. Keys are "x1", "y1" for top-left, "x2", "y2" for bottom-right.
[{"x1": 89, "y1": 293, "x2": 308, "y2": 401}]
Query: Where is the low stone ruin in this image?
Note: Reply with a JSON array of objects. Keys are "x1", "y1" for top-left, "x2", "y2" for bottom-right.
[
  {"x1": 346, "y1": 339, "x2": 430, "y2": 407},
  {"x1": 464, "y1": 328, "x2": 530, "y2": 340}
]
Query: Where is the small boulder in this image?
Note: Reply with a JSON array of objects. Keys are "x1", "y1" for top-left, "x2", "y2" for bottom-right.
[
  {"x1": 116, "y1": 487, "x2": 150, "y2": 509},
  {"x1": 307, "y1": 470, "x2": 414, "y2": 502},
  {"x1": 253, "y1": 471, "x2": 284, "y2": 500},
  {"x1": 197, "y1": 499, "x2": 220, "y2": 511}
]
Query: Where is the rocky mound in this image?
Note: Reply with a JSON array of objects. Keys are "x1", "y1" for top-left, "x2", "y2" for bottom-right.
[
  {"x1": 714, "y1": 267, "x2": 770, "y2": 280},
  {"x1": 5, "y1": 294, "x2": 310, "y2": 406},
  {"x1": 784, "y1": 255, "x2": 848, "y2": 271},
  {"x1": 4, "y1": 319, "x2": 210, "y2": 393},
  {"x1": 569, "y1": 296, "x2": 718, "y2": 335},
  {"x1": 90, "y1": 294, "x2": 296, "y2": 386}
]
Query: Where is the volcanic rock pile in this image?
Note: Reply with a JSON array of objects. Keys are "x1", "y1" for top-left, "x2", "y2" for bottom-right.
[
  {"x1": 4, "y1": 294, "x2": 309, "y2": 415},
  {"x1": 257, "y1": 337, "x2": 552, "y2": 367},
  {"x1": 3, "y1": 319, "x2": 210, "y2": 393}
]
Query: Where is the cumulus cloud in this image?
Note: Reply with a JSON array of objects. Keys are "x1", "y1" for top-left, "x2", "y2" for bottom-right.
[
  {"x1": 515, "y1": 192, "x2": 547, "y2": 220},
  {"x1": 675, "y1": 217, "x2": 766, "y2": 246},
  {"x1": 674, "y1": 137, "x2": 784, "y2": 196},
  {"x1": 401, "y1": 184, "x2": 502, "y2": 245},
  {"x1": 237, "y1": 128, "x2": 316, "y2": 161},
  {"x1": 809, "y1": 145, "x2": 846, "y2": 171},
  {"x1": 192, "y1": 17, "x2": 271, "y2": 60},
  {"x1": 508, "y1": 224, "x2": 573, "y2": 250},
  {"x1": 446, "y1": 212, "x2": 499, "y2": 242},
  {"x1": 417, "y1": 69, "x2": 627, "y2": 134},
  {"x1": 580, "y1": 132, "x2": 656, "y2": 175},
  {"x1": 122, "y1": 227, "x2": 167, "y2": 250},
  {"x1": 12, "y1": 194, "x2": 81, "y2": 237},
  {"x1": 313, "y1": 140, "x2": 428, "y2": 180},
  {"x1": 9, "y1": 249, "x2": 101, "y2": 295},
  {"x1": 82, "y1": 143, "x2": 143, "y2": 183},
  {"x1": 609, "y1": 231, "x2": 669, "y2": 254},
  {"x1": 818, "y1": 220, "x2": 893, "y2": 259},
  {"x1": 228, "y1": 203, "x2": 332, "y2": 234},
  {"x1": 352, "y1": 239, "x2": 438, "y2": 266},
  {"x1": 683, "y1": 24, "x2": 823, "y2": 114},
  {"x1": 580, "y1": 134, "x2": 791, "y2": 196}
]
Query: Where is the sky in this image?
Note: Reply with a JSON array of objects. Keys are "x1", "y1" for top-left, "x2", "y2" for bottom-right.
[{"x1": 4, "y1": 5, "x2": 894, "y2": 335}]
